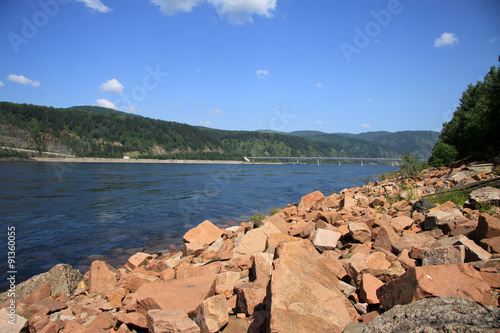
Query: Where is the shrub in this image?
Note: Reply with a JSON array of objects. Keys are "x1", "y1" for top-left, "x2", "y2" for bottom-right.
[{"x1": 428, "y1": 142, "x2": 458, "y2": 167}]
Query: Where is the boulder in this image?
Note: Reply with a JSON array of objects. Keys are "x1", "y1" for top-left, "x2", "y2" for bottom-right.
[
  {"x1": 183, "y1": 220, "x2": 223, "y2": 246},
  {"x1": 480, "y1": 236, "x2": 500, "y2": 254},
  {"x1": 0, "y1": 264, "x2": 82, "y2": 304},
  {"x1": 114, "y1": 312, "x2": 148, "y2": 329},
  {"x1": 251, "y1": 253, "x2": 274, "y2": 288},
  {"x1": 233, "y1": 222, "x2": 281, "y2": 256},
  {"x1": 364, "y1": 297, "x2": 500, "y2": 332},
  {"x1": 147, "y1": 309, "x2": 200, "y2": 333},
  {"x1": 452, "y1": 235, "x2": 492, "y2": 262},
  {"x1": 311, "y1": 228, "x2": 341, "y2": 252},
  {"x1": 270, "y1": 240, "x2": 358, "y2": 332},
  {"x1": 197, "y1": 295, "x2": 228, "y2": 333},
  {"x1": 476, "y1": 213, "x2": 500, "y2": 241},
  {"x1": 297, "y1": 191, "x2": 325, "y2": 212},
  {"x1": 176, "y1": 262, "x2": 221, "y2": 280},
  {"x1": 373, "y1": 225, "x2": 400, "y2": 252},
  {"x1": 125, "y1": 252, "x2": 150, "y2": 270},
  {"x1": 422, "y1": 209, "x2": 463, "y2": 231},
  {"x1": 469, "y1": 187, "x2": 500, "y2": 207},
  {"x1": 88, "y1": 260, "x2": 120, "y2": 296},
  {"x1": 421, "y1": 245, "x2": 465, "y2": 266},
  {"x1": 0, "y1": 307, "x2": 28, "y2": 333},
  {"x1": 234, "y1": 284, "x2": 267, "y2": 316},
  {"x1": 136, "y1": 275, "x2": 216, "y2": 316},
  {"x1": 348, "y1": 222, "x2": 372, "y2": 243},
  {"x1": 412, "y1": 199, "x2": 436, "y2": 213},
  {"x1": 389, "y1": 216, "x2": 414, "y2": 233},
  {"x1": 359, "y1": 273, "x2": 384, "y2": 305},
  {"x1": 391, "y1": 233, "x2": 438, "y2": 254},
  {"x1": 21, "y1": 283, "x2": 51, "y2": 306},
  {"x1": 376, "y1": 264, "x2": 491, "y2": 310}
]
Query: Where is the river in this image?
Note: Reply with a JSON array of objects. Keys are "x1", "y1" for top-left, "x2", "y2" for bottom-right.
[{"x1": 0, "y1": 161, "x2": 397, "y2": 291}]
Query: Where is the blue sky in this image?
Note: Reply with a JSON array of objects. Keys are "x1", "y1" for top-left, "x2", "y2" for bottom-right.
[{"x1": 0, "y1": 0, "x2": 499, "y2": 133}]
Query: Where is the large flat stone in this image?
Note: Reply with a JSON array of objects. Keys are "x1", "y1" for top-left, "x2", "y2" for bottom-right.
[
  {"x1": 136, "y1": 275, "x2": 216, "y2": 316},
  {"x1": 270, "y1": 240, "x2": 358, "y2": 332},
  {"x1": 183, "y1": 220, "x2": 223, "y2": 246}
]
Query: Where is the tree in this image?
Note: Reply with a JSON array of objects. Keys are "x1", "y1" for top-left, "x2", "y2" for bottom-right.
[
  {"x1": 430, "y1": 57, "x2": 500, "y2": 162},
  {"x1": 399, "y1": 152, "x2": 424, "y2": 179},
  {"x1": 428, "y1": 142, "x2": 458, "y2": 167}
]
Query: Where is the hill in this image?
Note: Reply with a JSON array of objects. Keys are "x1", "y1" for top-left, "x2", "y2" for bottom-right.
[{"x1": 0, "y1": 102, "x2": 437, "y2": 161}]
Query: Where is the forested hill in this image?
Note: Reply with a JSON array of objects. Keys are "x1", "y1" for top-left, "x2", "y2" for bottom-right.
[{"x1": 0, "y1": 102, "x2": 436, "y2": 160}]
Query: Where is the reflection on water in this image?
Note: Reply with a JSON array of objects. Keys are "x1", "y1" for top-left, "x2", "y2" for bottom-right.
[{"x1": 0, "y1": 162, "x2": 396, "y2": 290}]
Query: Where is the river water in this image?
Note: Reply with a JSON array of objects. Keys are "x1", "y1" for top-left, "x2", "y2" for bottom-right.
[{"x1": 0, "y1": 161, "x2": 397, "y2": 291}]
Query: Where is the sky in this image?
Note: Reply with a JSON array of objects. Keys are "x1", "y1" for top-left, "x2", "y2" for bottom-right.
[{"x1": 0, "y1": 0, "x2": 499, "y2": 134}]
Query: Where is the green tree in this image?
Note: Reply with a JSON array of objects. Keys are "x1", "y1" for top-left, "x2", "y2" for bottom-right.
[
  {"x1": 430, "y1": 57, "x2": 500, "y2": 162},
  {"x1": 399, "y1": 152, "x2": 425, "y2": 179},
  {"x1": 428, "y1": 142, "x2": 458, "y2": 167}
]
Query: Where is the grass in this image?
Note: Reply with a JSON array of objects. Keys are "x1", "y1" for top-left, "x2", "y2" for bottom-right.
[
  {"x1": 377, "y1": 171, "x2": 399, "y2": 181},
  {"x1": 250, "y1": 207, "x2": 280, "y2": 222},
  {"x1": 426, "y1": 187, "x2": 499, "y2": 214}
]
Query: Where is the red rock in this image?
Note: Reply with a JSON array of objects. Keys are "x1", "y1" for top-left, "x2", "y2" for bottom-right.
[
  {"x1": 270, "y1": 240, "x2": 358, "y2": 332},
  {"x1": 373, "y1": 225, "x2": 400, "y2": 252},
  {"x1": 297, "y1": 191, "x2": 325, "y2": 212},
  {"x1": 348, "y1": 222, "x2": 372, "y2": 243},
  {"x1": 88, "y1": 260, "x2": 120, "y2": 296},
  {"x1": 233, "y1": 222, "x2": 281, "y2": 255},
  {"x1": 262, "y1": 214, "x2": 289, "y2": 234},
  {"x1": 480, "y1": 236, "x2": 500, "y2": 254},
  {"x1": 64, "y1": 320, "x2": 86, "y2": 333},
  {"x1": 359, "y1": 273, "x2": 384, "y2": 305},
  {"x1": 33, "y1": 297, "x2": 67, "y2": 313},
  {"x1": 391, "y1": 233, "x2": 438, "y2": 254},
  {"x1": 88, "y1": 312, "x2": 117, "y2": 330},
  {"x1": 125, "y1": 252, "x2": 150, "y2": 270},
  {"x1": 38, "y1": 321, "x2": 60, "y2": 333},
  {"x1": 421, "y1": 246, "x2": 465, "y2": 266},
  {"x1": 377, "y1": 264, "x2": 492, "y2": 310},
  {"x1": 197, "y1": 295, "x2": 228, "y2": 333},
  {"x1": 390, "y1": 216, "x2": 414, "y2": 233},
  {"x1": 252, "y1": 252, "x2": 274, "y2": 288},
  {"x1": 124, "y1": 272, "x2": 159, "y2": 293},
  {"x1": 311, "y1": 228, "x2": 341, "y2": 252},
  {"x1": 397, "y1": 249, "x2": 416, "y2": 270},
  {"x1": 147, "y1": 309, "x2": 200, "y2": 333},
  {"x1": 235, "y1": 284, "x2": 267, "y2": 316},
  {"x1": 340, "y1": 195, "x2": 356, "y2": 209},
  {"x1": 116, "y1": 323, "x2": 133, "y2": 333},
  {"x1": 452, "y1": 235, "x2": 491, "y2": 262},
  {"x1": 115, "y1": 312, "x2": 148, "y2": 328},
  {"x1": 136, "y1": 275, "x2": 216, "y2": 316},
  {"x1": 480, "y1": 272, "x2": 500, "y2": 289},
  {"x1": 22, "y1": 283, "x2": 51, "y2": 306},
  {"x1": 183, "y1": 220, "x2": 224, "y2": 246},
  {"x1": 288, "y1": 221, "x2": 311, "y2": 237},
  {"x1": 476, "y1": 213, "x2": 500, "y2": 241},
  {"x1": 176, "y1": 262, "x2": 221, "y2": 280}
]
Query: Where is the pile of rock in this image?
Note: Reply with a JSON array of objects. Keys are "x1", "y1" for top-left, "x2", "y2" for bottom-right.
[{"x1": 1, "y1": 162, "x2": 500, "y2": 333}]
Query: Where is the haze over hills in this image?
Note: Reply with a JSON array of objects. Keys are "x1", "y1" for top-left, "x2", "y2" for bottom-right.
[{"x1": 0, "y1": 102, "x2": 439, "y2": 161}]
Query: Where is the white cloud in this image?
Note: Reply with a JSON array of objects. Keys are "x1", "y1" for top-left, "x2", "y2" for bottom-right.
[
  {"x1": 96, "y1": 98, "x2": 118, "y2": 110},
  {"x1": 99, "y1": 78, "x2": 124, "y2": 95},
  {"x1": 362, "y1": 123, "x2": 371, "y2": 128},
  {"x1": 434, "y1": 32, "x2": 459, "y2": 48},
  {"x1": 152, "y1": 0, "x2": 202, "y2": 15},
  {"x1": 125, "y1": 106, "x2": 140, "y2": 113},
  {"x1": 256, "y1": 69, "x2": 269, "y2": 79},
  {"x1": 368, "y1": 98, "x2": 374, "y2": 102},
  {"x1": 0, "y1": 81, "x2": 4, "y2": 87},
  {"x1": 490, "y1": 37, "x2": 497, "y2": 43},
  {"x1": 207, "y1": 0, "x2": 277, "y2": 24},
  {"x1": 316, "y1": 120, "x2": 324, "y2": 125},
  {"x1": 204, "y1": 108, "x2": 222, "y2": 114},
  {"x1": 200, "y1": 121, "x2": 213, "y2": 127},
  {"x1": 76, "y1": 0, "x2": 111, "y2": 13},
  {"x1": 316, "y1": 83, "x2": 323, "y2": 88},
  {"x1": 7, "y1": 74, "x2": 41, "y2": 87}
]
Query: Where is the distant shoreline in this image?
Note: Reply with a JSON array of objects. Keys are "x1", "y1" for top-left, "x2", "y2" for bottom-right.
[{"x1": 32, "y1": 157, "x2": 249, "y2": 164}]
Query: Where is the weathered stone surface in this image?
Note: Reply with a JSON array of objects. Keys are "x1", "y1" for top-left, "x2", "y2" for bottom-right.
[
  {"x1": 88, "y1": 260, "x2": 120, "y2": 295},
  {"x1": 359, "y1": 274, "x2": 384, "y2": 305},
  {"x1": 266, "y1": 233, "x2": 301, "y2": 251},
  {"x1": 197, "y1": 295, "x2": 228, "y2": 333},
  {"x1": 115, "y1": 312, "x2": 148, "y2": 328},
  {"x1": 298, "y1": 190, "x2": 325, "y2": 212},
  {"x1": 0, "y1": 307, "x2": 28, "y2": 333},
  {"x1": 21, "y1": 283, "x2": 51, "y2": 306},
  {"x1": 234, "y1": 285, "x2": 267, "y2": 316},
  {"x1": 480, "y1": 236, "x2": 500, "y2": 254},
  {"x1": 348, "y1": 222, "x2": 372, "y2": 243},
  {"x1": 389, "y1": 216, "x2": 414, "y2": 233},
  {"x1": 311, "y1": 228, "x2": 341, "y2": 252},
  {"x1": 373, "y1": 225, "x2": 400, "y2": 252},
  {"x1": 391, "y1": 233, "x2": 438, "y2": 254},
  {"x1": 0, "y1": 264, "x2": 82, "y2": 304},
  {"x1": 364, "y1": 297, "x2": 500, "y2": 333},
  {"x1": 183, "y1": 220, "x2": 223, "y2": 246},
  {"x1": 422, "y1": 209, "x2": 463, "y2": 231},
  {"x1": 125, "y1": 252, "x2": 150, "y2": 270},
  {"x1": 452, "y1": 235, "x2": 492, "y2": 262},
  {"x1": 440, "y1": 218, "x2": 477, "y2": 238},
  {"x1": 147, "y1": 309, "x2": 200, "y2": 333},
  {"x1": 469, "y1": 187, "x2": 500, "y2": 207},
  {"x1": 288, "y1": 221, "x2": 311, "y2": 237},
  {"x1": 252, "y1": 252, "x2": 274, "y2": 288},
  {"x1": 233, "y1": 222, "x2": 281, "y2": 255},
  {"x1": 136, "y1": 275, "x2": 216, "y2": 316},
  {"x1": 476, "y1": 213, "x2": 500, "y2": 241},
  {"x1": 88, "y1": 311, "x2": 117, "y2": 330},
  {"x1": 377, "y1": 264, "x2": 491, "y2": 310},
  {"x1": 176, "y1": 262, "x2": 221, "y2": 280},
  {"x1": 270, "y1": 240, "x2": 358, "y2": 333},
  {"x1": 422, "y1": 245, "x2": 465, "y2": 266},
  {"x1": 262, "y1": 214, "x2": 289, "y2": 234},
  {"x1": 33, "y1": 297, "x2": 67, "y2": 313},
  {"x1": 412, "y1": 199, "x2": 436, "y2": 213}
]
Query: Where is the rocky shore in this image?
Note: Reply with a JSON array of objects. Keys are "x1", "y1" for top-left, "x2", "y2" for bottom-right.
[{"x1": 2, "y1": 162, "x2": 500, "y2": 332}]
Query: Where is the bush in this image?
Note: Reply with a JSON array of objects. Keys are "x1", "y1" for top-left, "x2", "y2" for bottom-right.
[
  {"x1": 399, "y1": 152, "x2": 427, "y2": 179},
  {"x1": 428, "y1": 142, "x2": 458, "y2": 167}
]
